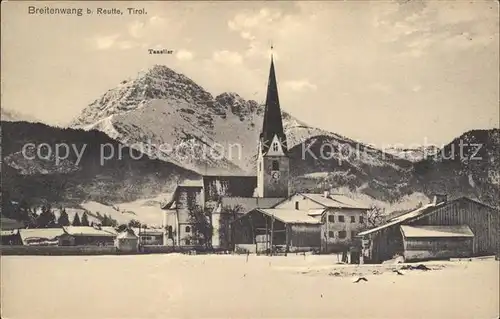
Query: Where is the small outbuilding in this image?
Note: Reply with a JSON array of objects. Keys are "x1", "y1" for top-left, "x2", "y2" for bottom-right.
[
  {"x1": 400, "y1": 225, "x2": 474, "y2": 261},
  {"x1": 115, "y1": 229, "x2": 139, "y2": 253},
  {"x1": 358, "y1": 196, "x2": 499, "y2": 263},
  {"x1": 232, "y1": 208, "x2": 322, "y2": 254},
  {"x1": 62, "y1": 226, "x2": 116, "y2": 246}
]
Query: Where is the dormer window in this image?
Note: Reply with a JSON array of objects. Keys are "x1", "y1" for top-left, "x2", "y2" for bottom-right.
[{"x1": 272, "y1": 141, "x2": 279, "y2": 152}]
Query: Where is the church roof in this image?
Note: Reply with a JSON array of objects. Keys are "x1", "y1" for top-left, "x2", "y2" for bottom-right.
[{"x1": 260, "y1": 55, "x2": 287, "y2": 155}]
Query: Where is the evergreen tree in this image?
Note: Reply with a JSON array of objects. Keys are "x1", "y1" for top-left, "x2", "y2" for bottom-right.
[
  {"x1": 117, "y1": 224, "x2": 128, "y2": 232},
  {"x1": 37, "y1": 205, "x2": 56, "y2": 228},
  {"x1": 101, "y1": 214, "x2": 110, "y2": 226},
  {"x1": 72, "y1": 213, "x2": 81, "y2": 226},
  {"x1": 81, "y1": 212, "x2": 90, "y2": 226},
  {"x1": 58, "y1": 208, "x2": 70, "y2": 226}
]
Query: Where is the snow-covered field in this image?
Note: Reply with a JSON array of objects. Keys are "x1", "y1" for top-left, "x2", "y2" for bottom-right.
[{"x1": 1, "y1": 254, "x2": 498, "y2": 319}]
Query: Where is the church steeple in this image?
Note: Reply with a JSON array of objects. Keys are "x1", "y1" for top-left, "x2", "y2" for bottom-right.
[
  {"x1": 260, "y1": 50, "x2": 287, "y2": 155},
  {"x1": 256, "y1": 47, "x2": 290, "y2": 198}
]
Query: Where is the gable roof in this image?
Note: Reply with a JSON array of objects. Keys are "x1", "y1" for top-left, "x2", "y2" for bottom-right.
[
  {"x1": 216, "y1": 197, "x2": 285, "y2": 214},
  {"x1": 357, "y1": 196, "x2": 498, "y2": 237},
  {"x1": 400, "y1": 225, "x2": 474, "y2": 238},
  {"x1": 299, "y1": 193, "x2": 371, "y2": 210},
  {"x1": 117, "y1": 229, "x2": 138, "y2": 240},
  {"x1": 252, "y1": 208, "x2": 322, "y2": 225},
  {"x1": 63, "y1": 226, "x2": 116, "y2": 237},
  {"x1": 19, "y1": 228, "x2": 65, "y2": 245},
  {"x1": 131, "y1": 228, "x2": 164, "y2": 236},
  {"x1": 357, "y1": 203, "x2": 439, "y2": 236}
]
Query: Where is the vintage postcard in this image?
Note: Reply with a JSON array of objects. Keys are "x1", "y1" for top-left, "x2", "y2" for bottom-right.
[{"x1": 1, "y1": 1, "x2": 499, "y2": 318}]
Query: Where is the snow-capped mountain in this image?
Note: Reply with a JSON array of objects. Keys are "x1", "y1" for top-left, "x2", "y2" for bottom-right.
[
  {"x1": 71, "y1": 65, "x2": 369, "y2": 175},
  {"x1": 2, "y1": 64, "x2": 497, "y2": 220}
]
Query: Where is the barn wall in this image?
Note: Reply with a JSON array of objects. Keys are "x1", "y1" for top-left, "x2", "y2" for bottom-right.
[
  {"x1": 289, "y1": 224, "x2": 321, "y2": 249},
  {"x1": 403, "y1": 237, "x2": 473, "y2": 261},
  {"x1": 363, "y1": 226, "x2": 404, "y2": 263},
  {"x1": 411, "y1": 199, "x2": 499, "y2": 255}
]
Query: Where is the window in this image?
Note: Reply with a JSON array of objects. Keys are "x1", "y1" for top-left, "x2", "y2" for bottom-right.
[
  {"x1": 351, "y1": 231, "x2": 357, "y2": 239},
  {"x1": 328, "y1": 215, "x2": 335, "y2": 223},
  {"x1": 272, "y1": 160, "x2": 279, "y2": 171},
  {"x1": 350, "y1": 216, "x2": 356, "y2": 223},
  {"x1": 272, "y1": 142, "x2": 279, "y2": 152},
  {"x1": 185, "y1": 239, "x2": 191, "y2": 245},
  {"x1": 328, "y1": 231, "x2": 334, "y2": 238},
  {"x1": 338, "y1": 231, "x2": 347, "y2": 239},
  {"x1": 359, "y1": 216, "x2": 364, "y2": 223},
  {"x1": 338, "y1": 215, "x2": 345, "y2": 223},
  {"x1": 185, "y1": 226, "x2": 191, "y2": 233},
  {"x1": 295, "y1": 201, "x2": 299, "y2": 210}
]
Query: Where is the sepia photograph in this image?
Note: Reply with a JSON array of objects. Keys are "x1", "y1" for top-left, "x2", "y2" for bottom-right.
[{"x1": 1, "y1": 1, "x2": 499, "y2": 318}]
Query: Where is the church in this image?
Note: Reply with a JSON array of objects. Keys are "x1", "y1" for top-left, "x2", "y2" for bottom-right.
[{"x1": 162, "y1": 52, "x2": 370, "y2": 253}]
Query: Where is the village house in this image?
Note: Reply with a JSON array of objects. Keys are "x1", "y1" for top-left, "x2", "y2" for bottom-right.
[
  {"x1": 232, "y1": 208, "x2": 322, "y2": 253},
  {"x1": 273, "y1": 192, "x2": 370, "y2": 254},
  {"x1": 162, "y1": 180, "x2": 204, "y2": 246},
  {"x1": 62, "y1": 226, "x2": 116, "y2": 246},
  {"x1": 132, "y1": 227, "x2": 164, "y2": 246},
  {"x1": 115, "y1": 229, "x2": 139, "y2": 253},
  {"x1": 357, "y1": 195, "x2": 499, "y2": 263},
  {"x1": 18, "y1": 228, "x2": 66, "y2": 246}
]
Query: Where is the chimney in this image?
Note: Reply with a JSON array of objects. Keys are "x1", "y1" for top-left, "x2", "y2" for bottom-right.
[
  {"x1": 323, "y1": 191, "x2": 330, "y2": 198},
  {"x1": 431, "y1": 194, "x2": 447, "y2": 205}
]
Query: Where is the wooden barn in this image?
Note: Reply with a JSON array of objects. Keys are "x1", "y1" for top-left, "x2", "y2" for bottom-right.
[
  {"x1": 358, "y1": 195, "x2": 499, "y2": 263},
  {"x1": 232, "y1": 208, "x2": 322, "y2": 254}
]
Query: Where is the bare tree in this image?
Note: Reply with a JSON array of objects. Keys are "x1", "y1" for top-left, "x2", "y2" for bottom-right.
[
  {"x1": 220, "y1": 204, "x2": 244, "y2": 251},
  {"x1": 187, "y1": 205, "x2": 213, "y2": 250},
  {"x1": 366, "y1": 205, "x2": 386, "y2": 228}
]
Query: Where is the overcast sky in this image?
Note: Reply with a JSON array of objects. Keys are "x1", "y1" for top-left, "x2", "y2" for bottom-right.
[{"x1": 1, "y1": 1, "x2": 498, "y2": 146}]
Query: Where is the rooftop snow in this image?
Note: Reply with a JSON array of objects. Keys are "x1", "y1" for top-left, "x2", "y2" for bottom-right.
[
  {"x1": 257, "y1": 209, "x2": 322, "y2": 225},
  {"x1": 400, "y1": 225, "x2": 474, "y2": 238},
  {"x1": 300, "y1": 193, "x2": 371, "y2": 210}
]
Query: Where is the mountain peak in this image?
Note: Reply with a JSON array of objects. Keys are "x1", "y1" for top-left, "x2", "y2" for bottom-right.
[{"x1": 72, "y1": 65, "x2": 213, "y2": 127}]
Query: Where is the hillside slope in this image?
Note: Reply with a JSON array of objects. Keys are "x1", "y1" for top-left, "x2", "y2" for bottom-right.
[{"x1": 1, "y1": 121, "x2": 199, "y2": 206}]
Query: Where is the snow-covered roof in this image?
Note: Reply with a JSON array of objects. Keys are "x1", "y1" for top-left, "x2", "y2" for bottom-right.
[
  {"x1": 357, "y1": 203, "x2": 444, "y2": 236},
  {"x1": 1, "y1": 229, "x2": 19, "y2": 236},
  {"x1": 100, "y1": 226, "x2": 118, "y2": 235},
  {"x1": 131, "y1": 228, "x2": 164, "y2": 236},
  {"x1": 19, "y1": 228, "x2": 65, "y2": 245},
  {"x1": 400, "y1": 225, "x2": 474, "y2": 238},
  {"x1": 299, "y1": 193, "x2": 370, "y2": 210},
  {"x1": 216, "y1": 197, "x2": 285, "y2": 214},
  {"x1": 257, "y1": 209, "x2": 322, "y2": 225},
  {"x1": 117, "y1": 230, "x2": 138, "y2": 239},
  {"x1": 63, "y1": 226, "x2": 116, "y2": 237}
]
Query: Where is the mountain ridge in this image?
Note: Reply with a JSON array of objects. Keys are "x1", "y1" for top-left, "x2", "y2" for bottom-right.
[{"x1": 2, "y1": 65, "x2": 498, "y2": 225}]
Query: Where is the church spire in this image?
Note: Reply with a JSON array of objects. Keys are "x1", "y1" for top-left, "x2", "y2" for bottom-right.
[{"x1": 260, "y1": 46, "x2": 287, "y2": 155}]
